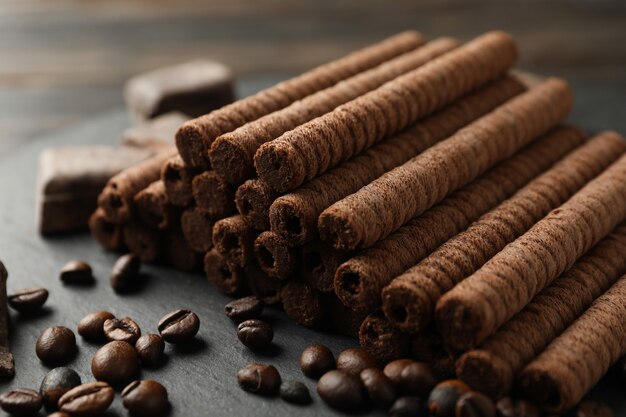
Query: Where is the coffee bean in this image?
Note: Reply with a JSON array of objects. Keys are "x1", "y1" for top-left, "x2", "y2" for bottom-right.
[
  {"x1": 360, "y1": 367, "x2": 397, "y2": 406},
  {"x1": 110, "y1": 253, "x2": 141, "y2": 293},
  {"x1": 427, "y1": 380, "x2": 471, "y2": 417},
  {"x1": 300, "y1": 344, "x2": 335, "y2": 378},
  {"x1": 495, "y1": 397, "x2": 540, "y2": 417},
  {"x1": 576, "y1": 401, "x2": 614, "y2": 417},
  {"x1": 59, "y1": 260, "x2": 93, "y2": 284},
  {"x1": 58, "y1": 381, "x2": 114, "y2": 416},
  {"x1": 237, "y1": 363, "x2": 281, "y2": 396},
  {"x1": 135, "y1": 334, "x2": 165, "y2": 366},
  {"x1": 91, "y1": 341, "x2": 139, "y2": 385},
  {"x1": 122, "y1": 380, "x2": 169, "y2": 417},
  {"x1": 7, "y1": 287, "x2": 48, "y2": 313},
  {"x1": 237, "y1": 319, "x2": 273, "y2": 350},
  {"x1": 77, "y1": 311, "x2": 115, "y2": 342},
  {"x1": 456, "y1": 391, "x2": 496, "y2": 417},
  {"x1": 389, "y1": 396, "x2": 429, "y2": 417},
  {"x1": 48, "y1": 412, "x2": 71, "y2": 417},
  {"x1": 279, "y1": 380, "x2": 312, "y2": 405},
  {"x1": 225, "y1": 296, "x2": 264, "y2": 322},
  {"x1": 35, "y1": 326, "x2": 76, "y2": 365},
  {"x1": 384, "y1": 359, "x2": 438, "y2": 397},
  {"x1": 40, "y1": 367, "x2": 82, "y2": 410},
  {"x1": 0, "y1": 388, "x2": 43, "y2": 416},
  {"x1": 336, "y1": 347, "x2": 379, "y2": 375},
  {"x1": 157, "y1": 309, "x2": 199, "y2": 343},
  {"x1": 317, "y1": 369, "x2": 368, "y2": 412},
  {"x1": 103, "y1": 317, "x2": 141, "y2": 344}
]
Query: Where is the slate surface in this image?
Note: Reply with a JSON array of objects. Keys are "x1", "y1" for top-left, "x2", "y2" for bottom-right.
[{"x1": 0, "y1": 79, "x2": 625, "y2": 416}]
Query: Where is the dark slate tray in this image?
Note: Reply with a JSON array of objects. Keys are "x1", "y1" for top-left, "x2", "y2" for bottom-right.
[{"x1": 0, "y1": 79, "x2": 625, "y2": 416}]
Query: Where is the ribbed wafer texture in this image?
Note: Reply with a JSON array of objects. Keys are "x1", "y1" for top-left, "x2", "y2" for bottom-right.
[
  {"x1": 212, "y1": 214, "x2": 257, "y2": 267},
  {"x1": 134, "y1": 180, "x2": 179, "y2": 230},
  {"x1": 254, "y1": 231, "x2": 300, "y2": 280},
  {"x1": 436, "y1": 143, "x2": 626, "y2": 350},
  {"x1": 176, "y1": 31, "x2": 425, "y2": 169},
  {"x1": 204, "y1": 249, "x2": 245, "y2": 295},
  {"x1": 255, "y1": 31, "x2": 518, "y2": 193},
  {"x1": 209, "y1": 38, "x2": 458, "y2": 184},
  {"x1": 319, "y1": 78, "x2": 573, "y2": 250},
  {"x1": 382, "y1": 130, "x2": 626, "y2": 334},
  {"x1": 192, "y1": 171, "x2": 236, "y2": 218},
  {"x1": 235, "y1": 179, "x2": 277, "y2": 231},
  {"x1": 457, "y1": 221, "x2": 626, "y2": 399},
  {"x1": 161, "y1": 155, "x2": 199, "y2": 207},
  {"x1": 333, "y1": 126, "x2": 584, "y2": 313},
  {"x1": 269, "y1": 75, "x2": 525, "y2": 246},
  {"x1": 517, "y1": 276, "x2": 626, "y2": 413},
  {"x1": 180, "y1": 206, "x2": 214, "y2": 253},
  {"x1": 359, "y1": 310, "x2": 410, "y2": 363}
]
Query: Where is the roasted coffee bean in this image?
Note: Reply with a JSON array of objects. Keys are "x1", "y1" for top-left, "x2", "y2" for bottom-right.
[
  {"x1": 48, "y1": 412, "x2": 71, "y2": 417},
  {"x1": 576, "y1": 401, "x2": 614, "y2": 417},
  {"x1": 110, "y1": 254, "x2": 141, "y2": 293},
  {"x1": 300, "y1": 344, "x2": 335, "y2": 378},
  {"x1": 59, "y1": 260, "x2": 93, "y2": 284},
  {"x1": 135, "y1": 334, "x2": 165, "y2": 366},
  {"x1": 389, "y1": 396, "x2": 429, "y2": 417},
  {"x1": 225, "y1": 296, "x2": 264, "y2": 322},
  {"x1": 157, "y1": 309, "x2": 199, "y2": 343},
  {"x1": 58, "y1": 381, "x2": 114, "y2": 416},
  {"x1": 77, "y1": 311, "x2": 115, "y2": 342},
  {"x1": 35, "y1": 326, "x2": 77, "y2": 365},
  {"x1": 40, "y1": 367, "x2": 82, "y2": 410},
  {"x1": 122, "y1": 380, "x2": 169, "y2": 417},
  {"x1": 384, "y1": 359, "x2": 438, "y2": 397},
  {"x1": 91, "y1": 341, "x2": 139, "y2": 385},
  {"x1": 103, "y1": 317, "x2": 141, "y2": 344},
  {"x1": 279, "y1": 380, "x2": 312, "y2": 405},
  {"x1": 456, "y1": 391, "x2": 496, "y2": 417},
  {"x1": 360, "y1": 367, "x2": 397, "y2": 406},
  {"x1": 495, "y1": 397, "x2": 540, "y2": 417},
  {"x1": 7, "y1": 287, "x2": 48, "y2": 313},
  {"x1": 0, "y1": 388, "x2": 43, "y2": 416},
  {"x1": 317, "y1": 369, "x2": 368, "y2": 412},
  {"x1": 237, "y1": 363, "x2": 281, "y2": 396},
  {"x1": 428, "y1": 380, "x2": 471, "y2": 417},
  {"x1": 336, "y1": 347, "x2": 379, "y2": 375},
  {"x1": 237, "y1": 319, "x2": 273, "y2": 350}
]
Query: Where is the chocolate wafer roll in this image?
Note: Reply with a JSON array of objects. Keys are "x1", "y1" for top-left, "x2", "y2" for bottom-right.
[
  {"x1": 236, "y1": 179, "x2": 277, "y2": 231},
  {"x1": 244, "y1": 262, "x2": 283, "y2": 306},
  {"x1": 269, "y1": 75, "x2": 525, "y2": 246},
  {"x1": 517, "y1": 276, "x2": 626, "y2": 414},
  {"x1": 301, "y1": 241, "x2": 350, "y2": 292},
  {"x1": 181, "y1": 206, "x2": 214, "y2": 253},
  {"x1": 203, "y1": 249, "x2": 245, "y2": 295},
  {"x1": 280, "y1": 281, "x2": 327, "y2": 327},
  {"x1": 359, "y1": 311, "x2": 410, "y2": 363},
  {"x1": 191, "y1": 171, "x2": 236, "y2": 218},
  {"x1": 134, "y1": 180, "x2": 179, "y2": 230},
  {"x1": 176, "y1": 31, "x2": 425, "y2": 169},
  {"x1": 255, "y1": 31, "x2": 518, "y2": 193},
  {"x1": 210, "y1": 38, "x2": 458, "y2": 184},
  {"x1": 254, "y1": 231, "x2": 300, "y2": 280},
  {"x1": 382, "y1": 129, "x2": 626, "y2": 334},
  {"x1": 457, "y1": 221, "x2": 626, "y2": 399},
  {"x1": 161, "y1": 155, "x2": 199, "y2": 207},
  {"x1": 98, "y1": 147, "x2": 177, "y2": 223},
  {"x1": 165, "y1": 230, "x2": 200, "y2": 271},
  {"x1": 411, "y1": 328, "x2": 456, "y2": 378},
  {"x1": 319, "y1": 78, "x2": 573, "y2": 250},
  {"x1": 123, "y1": 222, "x2": 162, "y2": 262},
  {"x1": 89, "y1": 208, "x2": 124, "y2": 252},
  {"x1": 334, "y1": 126, "x2": 584, "y2": 313},
  {"x1": 212, "y1": 215, "x2": 257, "y2": 267},
  {"x1": 437, "y1": 142, "x2": 626, "y2": 350}
]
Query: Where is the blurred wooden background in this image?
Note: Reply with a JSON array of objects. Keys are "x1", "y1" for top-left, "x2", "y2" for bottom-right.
[{"x1": 1, "y1": 0, "x2": 625, "y2": 142}]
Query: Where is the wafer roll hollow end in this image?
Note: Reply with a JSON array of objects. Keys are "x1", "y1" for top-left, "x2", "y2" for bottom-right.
[
  {"x1": 358, "y1": 311, "x2": 410, "y2": 363},
  {"x1": 436, "y1": 290, "x2": 493, "y2": 350},
  {"x1": 203, "y1": 249, "x2": 244, "y2": 295},
  {"x1": 456, "y1": 350, "x2": 514, "y2": 399},
  {"x1": 302, "y1": 242, "x2": 349, "y2": 292},
  {"x1": 175, "y1": 121, "x2": 211, "y2": 169},
  {"x1": 89, "y1": 208, "x2": 124, "y2": 252},
  {"x1": 192, "y1": 171, "x2": 236, "y2": 218},
  {"x1": 209, "y1": 134, "x2": 255, "y2": 184},
  {"x1": 212, "y1": 215, "x2": 257, "y2": 267},
  {"x1": 318, "y1": 208, "x2": 362, "y2": 250},
  {"x1": 269, "y1": 196, "x2": 316, "y2": 245},
  {"x1": 236, "y1": 180, "x2": 276, "y2": 231},
  {"x1": 381, "y1": 282, "x2": 433, "y2": 333},
  {"x1": 254, "y1": 231, "x2": 299, "y2": 280},
  {"x1": 334, "y1": 261, "x2": 381, "y2": 312},
  {"x1": 255, "y1": 141, "x2": 305, "y2": 193}
]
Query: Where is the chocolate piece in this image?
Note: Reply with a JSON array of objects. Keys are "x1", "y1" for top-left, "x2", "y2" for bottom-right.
[
  {"x1": 122, "y1": 222, "x2": 162, "y2": 262},
  {"x1": 236, "y1": 179, "x2": 277, "y2": 230},
  {"x1": 437, "y1": 142, "x2": 626, "y2": 350},
  {"x1": 301, "y1": 241, "x2": 350, "y2": 292},
  {"x1": 358, "y1": 310, "x2": 409, "y2": 363},
  {"x1": 280, "y1": 281, "x2": 326, "y2": 327},
  {"x1": 176, "y1": 31, "x2": 425, "y2": 169},
  {"x1": 161, "y1": 155, "x2": 200, "y2": 207},
  {"x1": 192, "y1": 171, "x2": 236, "y2": 218},
  {"x1": 255, "y1": 31, "x2": 518, "y2": 193},
  {"x1": 38, "y1": 146, "x2": 154, "y2": 234},
  {"x1": 165, "y1": 230, "x2": 200, "y2": 271},
  {"x1": 457, "y1": 221, "x2": 626, "y2": 398},
  {"x1": 0, "y1": 261, "x2": 14, "y2": 378},
  {"x1": 254, "y1": 231, "x2": 300, "y2": 280},
  {"x1": 122, "y1": 111, "x2": 189, "y2": 149},
  {"x1": 134, "y1": 180, "x2": 178, "y2": 230},
  {"x1": 180, "y1": 206, "x2": 214, "y2": 253},
  {"x1": 203, "y1": 249, "x2": 245, "y2": 295},
  {"x1": 517, "y1": 276, "x2": 626, "y2": 414},
  {"x1": 124, "y1": 60, "x2": 234, "y2": 122},
  {"x1": 383, "y1": 129, "x2": 625, "y2": 334},
  {"x1": 89, "y1": 208, "x2": 125, "y2": 252},
  {"x1": 210, "y1": 38, "x2": 458, "y2": 184},
  {"x1": 98, "y1": 148, "x2": 177, "y2": 224},
  {"x1": 333, "y1": 125, "x2": 584, "y2": 313},
  {"x1": 212, "y1": 215, "x2": 257, "y2": 267},
  {"x1": 319, "y1": 78, "x2": 573, "y2": 250},
  {"x1": 269, "y1": 76, "x2": 525, "y2": 246}
]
